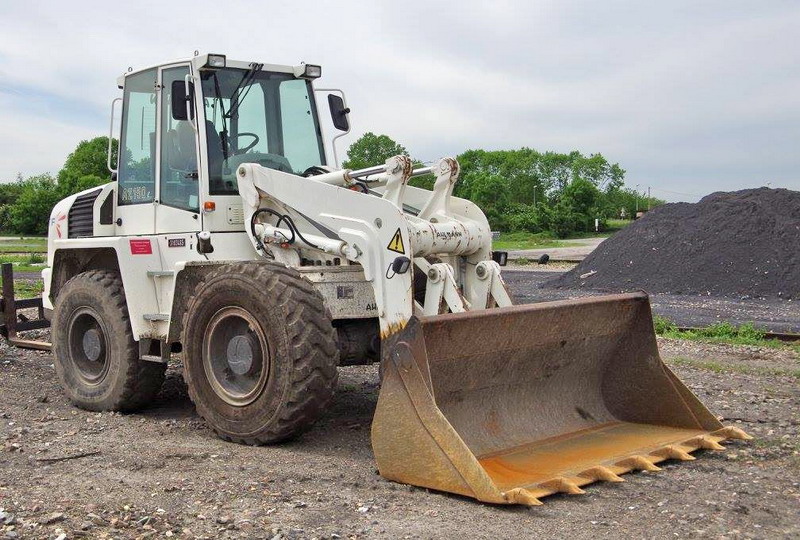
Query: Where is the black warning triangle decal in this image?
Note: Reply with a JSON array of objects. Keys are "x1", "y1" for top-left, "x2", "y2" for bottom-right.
[{"x1": 387, "y1": 228, "x2": 405, "y2": 254}]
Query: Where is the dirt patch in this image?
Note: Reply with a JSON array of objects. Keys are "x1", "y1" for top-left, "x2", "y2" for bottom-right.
[
  {"x1": 549, "y1": 188, "x2": 800, "y2": 299},
  {"x1": 1, "y1": 334, "x2": 798, "y2": 539}
]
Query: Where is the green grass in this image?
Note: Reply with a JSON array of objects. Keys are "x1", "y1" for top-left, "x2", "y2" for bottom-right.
[
  {"x1": 653, "y1": 315, "x2": 792, "y2": 349},
  {"x1": 0, "y1": 253, "x2": 47, "y2": 273},
  {"x1": 668, "y1": 357, "x2": 800, "y2": 380},
  {"x1": 0, "y1": 278, "x2": 43, "y2": 299},
  {"x1": 562, "y1": 218, "x2": 631, "y2": 239},
  {"x1": 9, "y1": 279, "x2": 44, "y2": 299},
  {"x1": 492, "y1": 232, "x2": 566, "y2": 251},
  {"x1": 0, "y1": 236, "x2": 47, "y2": 254}
]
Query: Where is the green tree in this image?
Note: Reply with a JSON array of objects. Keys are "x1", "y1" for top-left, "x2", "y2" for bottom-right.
[
  {"x1": 0, "y1": 177, "x2": 24, "y2": 231},
  {"x1": 8, "y1": 174, "x2": 61, "y2": 235},
  {"x1": 561, "y1": 177, "x2": 600, "y2": 216},
  {"x1": 57, "y1": 136, "x2": 117, "y2": 195},
  {"x1": 343, "y1": 132, "x2": 408, "y2": 170},
  {"x1": 466, "y1": 173, "x2": 512, "y2": 229}
]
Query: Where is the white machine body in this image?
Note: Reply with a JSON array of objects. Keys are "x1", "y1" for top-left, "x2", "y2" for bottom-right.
[{"x1": 42, "y1": 54, "x2": 511, "y2": 357}]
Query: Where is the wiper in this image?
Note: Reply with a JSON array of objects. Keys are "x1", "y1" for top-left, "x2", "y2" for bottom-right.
[
  {"x1": 225, "y1": 63, "x2": 263, "y2": 121},
  {"x1": 211, "y1": 72, "x2": 230, "y2": 160}
]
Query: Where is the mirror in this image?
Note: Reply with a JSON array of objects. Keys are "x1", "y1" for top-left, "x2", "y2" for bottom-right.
[
  {"x1": 328, "y1": 94, "x2": 350, "y2": 131},
  {"x1": 171, "y1": 80, "x2": 194, "y2": 121}
]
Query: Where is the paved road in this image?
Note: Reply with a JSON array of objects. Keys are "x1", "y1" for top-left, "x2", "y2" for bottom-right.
[{"x1": 508, "y1": 236, "x2": 605, "y2": 262}]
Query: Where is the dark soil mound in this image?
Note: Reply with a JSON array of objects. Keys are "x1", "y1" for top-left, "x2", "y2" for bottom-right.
[{"x1": 547, "y1": 188, "x2": 800, "y2": 299}]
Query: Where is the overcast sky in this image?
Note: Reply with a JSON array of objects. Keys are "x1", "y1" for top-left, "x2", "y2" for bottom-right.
[{"x1": 1, "y1": 1, "x2": 798, "y2": 201}]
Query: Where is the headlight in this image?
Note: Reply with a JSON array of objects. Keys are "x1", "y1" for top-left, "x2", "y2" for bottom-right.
[
  {"x1": 304, "y1": 64, "x2": 322, "y2": 78},
  {"x1": 295, "y1": 63, "x2": 322, "y2": 79},
  {"x1": 205, "y1": 54, "x2": 226, "y2": 69}
]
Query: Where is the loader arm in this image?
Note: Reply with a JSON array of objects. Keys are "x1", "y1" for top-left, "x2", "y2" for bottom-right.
[{"x1": 235, "y1": 156, "x2": 509, "y2": 337}]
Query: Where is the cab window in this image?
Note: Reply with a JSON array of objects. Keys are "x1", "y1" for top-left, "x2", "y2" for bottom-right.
[
  {"x1": 118, "y1": 69, "x2": 157, "y2": 205},
  {"x1": 160, "y1": 66, "x2": 199, "y2": 212}
]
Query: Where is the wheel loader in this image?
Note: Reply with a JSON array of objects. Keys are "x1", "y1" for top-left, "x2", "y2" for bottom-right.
[{"x1": 1, "y1": 53, "x2": 750, "y2": 506}]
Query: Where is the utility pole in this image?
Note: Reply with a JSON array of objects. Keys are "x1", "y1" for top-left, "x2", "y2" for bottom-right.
[
  {"x1": 635, "y1": 184, "x2": 640, "y2": 213},
  {"x1": 648, "y1": 186, "x2": 651, "y2": 211}
]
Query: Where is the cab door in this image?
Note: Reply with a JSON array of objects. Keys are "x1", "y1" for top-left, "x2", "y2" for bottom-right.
[
  {"x1": 155, "y1": 65, "x2": 202, "y2": 234},
  {"x1": 115, "y1": 68, "x2": 158, "y2": 236}
]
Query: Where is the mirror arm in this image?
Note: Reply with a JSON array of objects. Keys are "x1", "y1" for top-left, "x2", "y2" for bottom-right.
[{"x1": 107, "y1": 97, "x2": 122, "y2": 174}]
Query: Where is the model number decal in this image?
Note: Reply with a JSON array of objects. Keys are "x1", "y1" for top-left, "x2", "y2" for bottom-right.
[
  {"x1": 129, "y1": 239, "x2": 152, "y2": 255},
  {"x1": 168, "y1": 238, "x2": 186, "y2": 248}
]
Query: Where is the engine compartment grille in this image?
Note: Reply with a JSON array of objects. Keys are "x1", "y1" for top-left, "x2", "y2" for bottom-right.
[{"x1": 68, "y1": 189, "x2": 101, "y2": 238}]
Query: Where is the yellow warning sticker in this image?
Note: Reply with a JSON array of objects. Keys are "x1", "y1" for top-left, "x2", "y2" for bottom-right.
[{"x1": 387, "y1": 228, "x2": 405, "y2": 254}]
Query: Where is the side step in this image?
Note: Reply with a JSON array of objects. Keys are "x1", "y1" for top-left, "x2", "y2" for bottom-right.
[
  {"x1": 143, "y1": 313, "x2": 170, "y2": 321},
  {"x1": 0, "y1": 263, "x2": 52, "y2": 351}
]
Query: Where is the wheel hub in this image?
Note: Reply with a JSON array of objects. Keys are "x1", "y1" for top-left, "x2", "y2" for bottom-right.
[
  {"x1": 203, "y1": 307, "x2": 270, "y2": 406},
  {"x1": 82, "y1": 328, "x2": 103, "y2": 362},
  {"x1": 67, "y1": 308, "x2": 108, "y2": 384},
  {"x1": 226, "y1": 335, "x2": 255, "y2": 375}
]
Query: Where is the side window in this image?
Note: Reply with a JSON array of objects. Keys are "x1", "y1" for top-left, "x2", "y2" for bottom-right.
[
  {"x1": 278, "y1": 79, "x2": 324, "y2": 173},
  {"x1": 160, "y1": 67, "x2": 199, "y2": 212},
  {"x1": 118, "y1": 69, "x2": 157, "y2": 205}
]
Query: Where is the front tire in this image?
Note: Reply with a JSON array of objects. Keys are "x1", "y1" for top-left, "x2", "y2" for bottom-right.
[
  {"x1": 181, "y1": 262, "x2": 339, "y2": 444},
  {"x1": 52, "y1": 270, "x2": 166, "y2": 411}
]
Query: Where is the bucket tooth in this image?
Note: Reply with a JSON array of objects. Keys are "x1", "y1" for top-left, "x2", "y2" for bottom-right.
[
  {"x1": 503, "y1": 488, "x2": 543, "y2": 506},
  {"x1": 687, "y1": 435, "x2": 725, "y2": 451},
  {"x1": 652, "y1": 445, "x2": 695, "y2": 461},
  {"x1": 714, "y1": 426, "x2": 753, "y2": 441},
  {"x1": 579, "y1": 466, "x2": 625, "y2": 483},
  {"x1": 617, "y1": 455, "x2": 662, "y2": 472},
  {"x1": 540, "y1": 477, "x2": 586, "y2": 495}
]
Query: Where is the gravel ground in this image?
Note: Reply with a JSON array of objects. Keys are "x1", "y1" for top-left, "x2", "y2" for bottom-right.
[
  {"x1": 505, "y1": 269, "x2": 800, "y2": 333},
  {"x1": 1, "y1": 333, "x2": 798, "y2": 539},
  {"x1": 1, "y1": 272, "x2": 799, "y2": 539}
]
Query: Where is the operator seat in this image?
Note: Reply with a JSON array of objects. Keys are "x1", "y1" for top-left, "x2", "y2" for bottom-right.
[{"x1": 175, "y1": 121, "x2": 197, "y2": 171}]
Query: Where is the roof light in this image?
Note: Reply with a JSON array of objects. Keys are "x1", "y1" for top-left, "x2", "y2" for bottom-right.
[
  {"x1": 304, "y1": 64, "x2": 322, "y2": 78},
  {"x1": 205, "y1": 54, "x2": 226, "y2": 69},
  {"x1": 294, "y1": 63, "x2": 322, "y2": 79}
]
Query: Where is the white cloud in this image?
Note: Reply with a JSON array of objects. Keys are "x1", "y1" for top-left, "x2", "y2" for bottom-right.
[{"x1": 1, "y1": 0, "x2": 799, "y2": 200}]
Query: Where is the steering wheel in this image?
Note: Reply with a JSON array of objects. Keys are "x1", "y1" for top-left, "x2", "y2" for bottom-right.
[{"x1": 232, "y1": 132, "x2": 260, "y2": 154}]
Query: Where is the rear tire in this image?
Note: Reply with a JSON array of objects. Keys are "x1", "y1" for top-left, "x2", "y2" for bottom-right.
[
  {"x1": 181, "y1": 262, "x2": 339, "y2": 444},
  {"x1": 52, "y1": 270, "x2": 166, "y2": 411}
]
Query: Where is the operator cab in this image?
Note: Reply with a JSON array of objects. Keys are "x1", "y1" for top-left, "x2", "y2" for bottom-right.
[{"x1": 112, "y1": 54, "x2": 350, "y2": 236}]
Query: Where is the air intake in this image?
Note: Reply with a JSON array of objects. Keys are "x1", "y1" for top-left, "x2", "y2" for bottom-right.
[{"x1": 68, "y1": 189, "x2": 101, "y2": 238}]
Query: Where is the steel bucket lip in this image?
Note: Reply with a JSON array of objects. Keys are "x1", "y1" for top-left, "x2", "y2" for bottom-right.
[{"x1": 418, "y1": 291, "x2": 650, "y2": 325}]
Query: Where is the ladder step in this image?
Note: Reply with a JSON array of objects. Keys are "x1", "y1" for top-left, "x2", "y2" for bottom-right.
[
  {"x1": 143, "y1": 313, "x2": 170, "y2": 321},
  {"x1": 147, "y1": 270, "x2": 175, "y2": 277}
]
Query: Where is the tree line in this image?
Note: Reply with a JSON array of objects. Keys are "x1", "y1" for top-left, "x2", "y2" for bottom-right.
[
  {"x1": 345, "y1": 132, "x2": 663, "y2": 237},
  {"x1": 0, "y1": 137, "x2": 117, "y2": 235},
  {"x1": 0, "y1": 133, "x2": 661, "y2": 238}
]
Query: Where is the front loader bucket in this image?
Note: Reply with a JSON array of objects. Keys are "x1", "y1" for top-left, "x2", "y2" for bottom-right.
[{"x1": 371, "y1": 292, "x2": 750, "y2": 506}]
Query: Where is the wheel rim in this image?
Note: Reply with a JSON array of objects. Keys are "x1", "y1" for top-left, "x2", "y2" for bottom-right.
[
  {"x1": 202, "y1": 307, "x2": 270, "y2": 406},
  {"x1": 67, "y1": 307, "x2": 109, "y2": 384}
]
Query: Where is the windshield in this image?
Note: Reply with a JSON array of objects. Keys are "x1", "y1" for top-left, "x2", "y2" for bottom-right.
[{"x1": 200, "y1": 66, "x2": 326, "y2": 194}]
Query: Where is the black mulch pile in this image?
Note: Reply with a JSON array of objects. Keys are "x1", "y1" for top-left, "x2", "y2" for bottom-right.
[{"x1": 546, "y1": 187, "x2": 800, "y2": 299}]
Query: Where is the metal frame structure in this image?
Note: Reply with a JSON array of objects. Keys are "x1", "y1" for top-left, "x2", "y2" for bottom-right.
[{"x1": 0, "y1": 264, "x2": 51, "y2": 351}]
